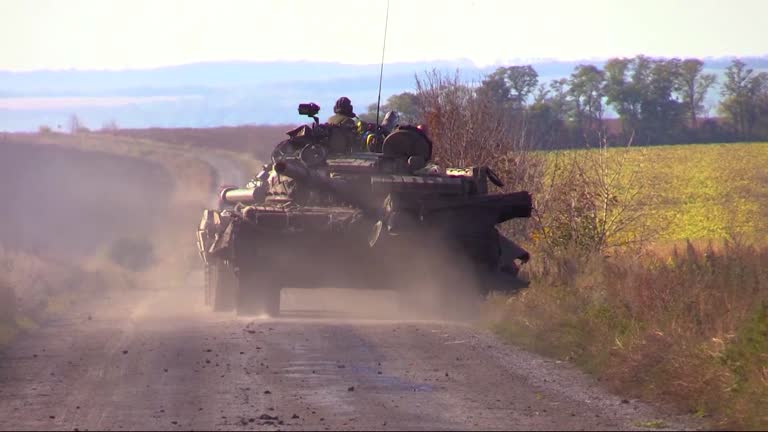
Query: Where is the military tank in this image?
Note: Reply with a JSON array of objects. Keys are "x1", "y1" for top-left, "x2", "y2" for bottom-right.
[{"x1": 196, "y1": 102, "x2": 533, "y2": 316}]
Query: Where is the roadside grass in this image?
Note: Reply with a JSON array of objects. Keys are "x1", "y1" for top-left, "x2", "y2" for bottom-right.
[
  {"x1": 492, "y1": 142, "x2": 768, "y2": 429},
  {"x1": 490, "y1": 241, "x2": 768, "y2": 429},
  {"x1": 0, "y1": 275, "x2": 17, "y2": 346},
  {"x1": 0, "y1": 247, "x2": 113, "y2": 347}
]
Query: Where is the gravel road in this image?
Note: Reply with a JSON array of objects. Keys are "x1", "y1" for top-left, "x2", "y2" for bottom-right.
[{"x1": 0, "y1": 281, "x2": 698, "y2": 431}]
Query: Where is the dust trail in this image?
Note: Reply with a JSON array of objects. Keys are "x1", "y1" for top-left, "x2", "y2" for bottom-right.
[
  {"x1": 0, "y1": 138, "x2": 208, "y2": 323},
  {"x1": 0, "y1": 140, "x2": 174, "y2": 259}
]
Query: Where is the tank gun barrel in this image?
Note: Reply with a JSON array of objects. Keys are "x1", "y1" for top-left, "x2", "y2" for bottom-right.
[
  {"x1": 273, "y1": 160, "x2": 317, "y2": 184},
  {"x1": 220, "y1": 187, "x2": 265, "y2": 205}
]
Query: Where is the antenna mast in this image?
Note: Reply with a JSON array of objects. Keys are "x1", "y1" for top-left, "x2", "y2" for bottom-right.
[{"x1": 375, "y1": 0, "x2": 390, "y2": 125}]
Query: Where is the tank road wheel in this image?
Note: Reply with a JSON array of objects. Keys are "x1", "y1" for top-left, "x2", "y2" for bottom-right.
[
  {"x1": 236, "y1": 268, "x2": 281, "y2": 317},
  {"x1": 206, "y1": 261, "x2": 236, "y2": 312}
]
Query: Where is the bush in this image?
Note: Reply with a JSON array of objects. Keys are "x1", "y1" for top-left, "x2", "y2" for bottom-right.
[{"x1": 531, "y1": 139, "x2": 667, "y2": 257}]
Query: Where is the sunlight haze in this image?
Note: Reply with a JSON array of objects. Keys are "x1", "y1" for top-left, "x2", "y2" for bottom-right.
[{"x1": 2, "y1": 0, "x2": 767, "y2": 71}]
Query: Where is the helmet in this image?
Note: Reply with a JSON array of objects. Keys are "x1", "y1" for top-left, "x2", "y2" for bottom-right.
[
  {"x1": 333, "y1": 97, "x2": 355, "y2": 117},
  {"x1": 381, "y1": 110, "x2": 400, "y2": 133}
]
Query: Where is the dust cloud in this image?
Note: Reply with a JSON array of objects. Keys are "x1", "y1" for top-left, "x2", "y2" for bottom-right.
[
  {"x1": 0, "y1": 139, "x2": 204, "y2": 320},
  {"x1": 0, "y1": 137, "x2": 488, "y2": 324},
  {"x1": 0, "y1": 141, "x2": 174, "y2": 259},
  {"x1": 255, "y1": 230, "x2": 489, "y2": 323}
]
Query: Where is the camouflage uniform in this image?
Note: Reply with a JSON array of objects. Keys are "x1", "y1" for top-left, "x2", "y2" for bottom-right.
[
  {"x1": 327, "y1": 97, "x2": 364, "y2": 152},
  {"x1": 327, "y1": 97, "x2": 358, "y2": 128}
]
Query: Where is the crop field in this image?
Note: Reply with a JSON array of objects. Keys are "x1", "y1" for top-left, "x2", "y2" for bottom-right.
[
  {"x1": 541, "y1": 142, "x2": 768, "y2": 245},
  {"x1": 626, "y1": 142, "x2": 768, "y2": 242}
]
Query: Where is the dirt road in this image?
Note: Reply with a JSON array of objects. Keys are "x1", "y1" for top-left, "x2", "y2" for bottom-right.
[{"x1": 0, "y1": 280, "x2": 696, "y2": 431}]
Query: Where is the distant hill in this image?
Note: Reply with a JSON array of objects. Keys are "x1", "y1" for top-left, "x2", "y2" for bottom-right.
[{"x1": 1, "y1": 56, "x2": 766, "y2": 132}]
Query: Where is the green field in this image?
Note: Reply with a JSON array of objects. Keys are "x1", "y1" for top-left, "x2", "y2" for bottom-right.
[
  {"x1": 540, "y1": 142, "x2": 768, "y2": 245},
  {"x1": 626, "y1": 142, "x2": 768, "y2": 242}
]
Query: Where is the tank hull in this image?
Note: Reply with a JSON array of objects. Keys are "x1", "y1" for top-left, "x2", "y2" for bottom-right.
[{"x1": 207, "y1": 205, "x2": 527, "y2": 293}]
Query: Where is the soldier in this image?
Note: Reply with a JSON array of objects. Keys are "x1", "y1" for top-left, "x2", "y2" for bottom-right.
[
  {"x1": 364, "y1": 110, "x2": 400, "y2": 152},
  {"x1": 326, "y1": 97, "x2": 363, "y2": 153},
  {"x1": 327, "y1": 96, "x2": 358, "y2": 128},
  {"x1": 381, "y1": 110, "x2": 400, "y2": 134}
]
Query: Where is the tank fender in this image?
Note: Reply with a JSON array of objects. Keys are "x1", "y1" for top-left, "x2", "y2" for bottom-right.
[{"x1": 497, "y1": 231, "x2": 530, "y2": 277}]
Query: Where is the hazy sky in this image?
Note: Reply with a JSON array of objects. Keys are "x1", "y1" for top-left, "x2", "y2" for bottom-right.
[{"x1": 2, "y1": 0, "x2": 766, "y2": 71}]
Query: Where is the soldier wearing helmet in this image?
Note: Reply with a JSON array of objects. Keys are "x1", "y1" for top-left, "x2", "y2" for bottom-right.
[
  {"x1": 327, "y1": 97, "x2": 358, "y2": 129},
  {"x1": 381, "y1": 110, "x2": 400, "y2": 134},
  {"x1": 364, "y1": 110, "x2": 400, "y2": 152},
  {"x1": 325, "y1": 97, "x2": 364, "y2": 153}
]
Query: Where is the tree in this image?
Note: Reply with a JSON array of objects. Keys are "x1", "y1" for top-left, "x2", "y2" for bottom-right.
[
  {"x1": 524, "y1": 79, "x2": 572, "y2": 149},
  {"x1": 604, "y1": 56, "x2": 685, "y2": 144},
  {"x1": 414, "y1": 68, "x2": 544, "y2": 210},
  {"x1": 528, "y1": 100, "x2": 566, "y2": 149},
  {"x1": 68, "y1": 114, "x2": 89, "y2": 134},
  {"x1": 101, "y1": 119, "x2": 119, "y2": 133},
  {"x1": 642, "y1": 58, "x2": 685, "y2": 143},
  {"x1": 568, "y1": 64, "x2": 605, "y2": 134},
  {"x1": 415, "y1": 69, "x2": 520, "y2": 166},
  {"x1": 604, "y1": 57, "x2": 638, "y2": 133},
  {"x1": 675, "y1": 58, "x2": 717, "y2": 128},
  {"x1": 718, "y1": 59, "x2": 768, "y2": 139},
  {"x1": 547, "y1": 78, "x2": 571, "y2": 121},
  {"x1": 384, "y1": 92, "x2": 420, "y2": 124},
  {"x1": 506, "y1": 65, "x2": 539, "y2": 108},
  {"x1": 360, "y1": 92, "x2": 421, "y2": 125},
  {"x1": 476, "y1": 70, "x2": 511, "y2": 108},
  {"x1": 475, "y1": 65, "x2": 539, "y2": 110}
]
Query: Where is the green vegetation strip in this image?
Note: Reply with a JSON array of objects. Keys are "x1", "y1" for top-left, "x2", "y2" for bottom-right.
[{"x1": 542, "y1": 142, "x2": 768, "y2": 243}]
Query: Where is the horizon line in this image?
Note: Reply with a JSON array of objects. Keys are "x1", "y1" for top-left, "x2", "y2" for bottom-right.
[{"x1": 2, "y1": 53, "x2": 767, "y2": 74}]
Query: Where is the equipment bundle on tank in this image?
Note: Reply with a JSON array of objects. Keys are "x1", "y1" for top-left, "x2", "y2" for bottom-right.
[{"x1": 196, "y1": 103, "x2": 533, "y2": 316}]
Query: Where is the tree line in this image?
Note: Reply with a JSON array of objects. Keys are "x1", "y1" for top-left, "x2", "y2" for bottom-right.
[{"x1": 364, "y1": 57, "x2": 768, "y2": 149}]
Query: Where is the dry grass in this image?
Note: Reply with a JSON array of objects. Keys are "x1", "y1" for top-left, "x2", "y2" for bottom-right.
[
  {"x1": 486, "y1": 139, "x2": 768, "y2": 429},
  {"x1": 0, "y1": 246, "x2": 135, "y2": 345},
  {"x1": 490, "y1": 239, "x2": 768, "y2": 429},
  {"x1": 0, "y1": 274, "x2": 17, "y2": 345}
]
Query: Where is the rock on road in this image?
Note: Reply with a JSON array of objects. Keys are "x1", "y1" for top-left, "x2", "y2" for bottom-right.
[{"x1": 0, "y1": 283, "x2": 695, "y2": 431}]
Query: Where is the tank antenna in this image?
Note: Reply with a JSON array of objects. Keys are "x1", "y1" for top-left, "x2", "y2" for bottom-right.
[{"x1": 375, "y1": 0, "x2": 390, "y2": 125}]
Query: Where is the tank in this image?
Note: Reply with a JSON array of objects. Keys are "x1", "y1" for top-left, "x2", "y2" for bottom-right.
[{"x1": 196, "y1": 102, "x2": 533, "y2": 316}]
